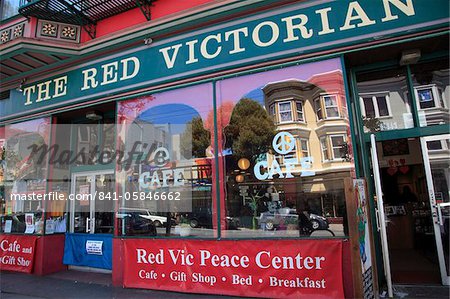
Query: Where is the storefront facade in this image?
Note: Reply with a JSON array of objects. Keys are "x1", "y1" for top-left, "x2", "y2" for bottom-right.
[{"x1": 0, "y1": 0, "x2": 449, "y2": 298}]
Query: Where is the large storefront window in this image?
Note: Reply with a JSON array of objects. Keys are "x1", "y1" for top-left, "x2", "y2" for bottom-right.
[
  {"x1": 216, "y1": 58, "x2": 354, "y2": 238},
  {"x1": 1, "y1": 118, "x2": 51, "y2": 234},
  {"x1": 411, "y1": 58, "x2": 449, "y2": 127},
  {"x1": 117, "y1": 84, "x2": 215, "y2": 237},
  {"x1": 357, "y1": 67, "x2": 413, "y2": 132}
]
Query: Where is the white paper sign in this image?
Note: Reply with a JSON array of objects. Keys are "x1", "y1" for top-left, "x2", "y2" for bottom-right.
[
  {"x1": 45, "y1": 220, "x2": 55, "y2": 234},
  {"x1": 86, "y1": 240, "x2": 103, "y2": 255},
  {"x1": 4, "y1": 220, "x2": 12, "y2": 233},
  {"x1": 25, "y1": 213, "x2": 35, "y2": 234}
]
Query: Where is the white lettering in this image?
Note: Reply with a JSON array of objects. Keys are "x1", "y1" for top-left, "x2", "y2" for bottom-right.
[
  {"x1": 185, "y1": 39, "x2": 199, "y2": 64},
  {"x1": 225, "y1": 27, "x2": 248, "y2": 54},
  {"x1": 282, "y1": 14, "x2": 313, "y2": 42},
  {"x1": 381, "y1": 0, "x2": 415, "y2": 22},
  {"x1": 23, "y1": 86, "x2": 36, "y2": 106},
  {"x1": 53, "y1": 76, "x2": 67, "y2": 98},
  {"x1": 159, "y1": 44, "x2": 182, "y2": 69},
  {"x1": 81, "y1": 68, "x2": 98, "y2": 90},
  {"x1": 200, "y1": 34, "x2": 222, "y2": 59},
  {"x1": 36, "y1": 81, "x2": 51, "y2": 102},
  {"x1": 100, "y1": 61, "x2": 118, "y2": 86},
  {"x1": 120, "y1": 57, "x2": 140, "y2": 80},
  {"x1": 252, "y1": 21, "x2": 279, "y2": 47},
  {"x1": 340, "y1": 1, "x2": 376, "y2": 31},
  {"x1": 315, "y1": 7, "x2": 335, "y2": 35}
]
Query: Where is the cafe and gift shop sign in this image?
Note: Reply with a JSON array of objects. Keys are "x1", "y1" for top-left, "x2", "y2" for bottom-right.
[
  {"x1": 2, "y1": 0, "x2": 449, "y2": 120},
  {"x1": 123, "y1": 239, "x2": 344, "y2": 298},
  {"x1": 0, "y1": 235, "x2": 37, "y2": 273}
]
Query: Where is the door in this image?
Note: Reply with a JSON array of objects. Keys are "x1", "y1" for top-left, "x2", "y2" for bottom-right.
[
  {"x1": 421, "y1": 134, "x2": 450, "y2": 285},
  {"x1": 70, "y1": 171, "x2": 115, "y2": 234}
]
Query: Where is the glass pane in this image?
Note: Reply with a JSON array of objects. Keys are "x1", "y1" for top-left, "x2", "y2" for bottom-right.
[
  {"x1": 315, "y1": 99, "x2": 323, "y2": 120},
  {"x1": 94, "y1": 173, "x2": 114, "y2": 233},
  {"x1": 279, "y1": 102, "x2": 291, "y2": 111},
  {"x1": 117, "y1": 84, "x2": 215, "y2": 237},
  {"x1": 324, "y1": 96, "x2": 337, "y2": 107},
  {"x1": 377, "y1": 96, "x2": 389, "y2": 116},
  {"x1": 75, "y1": 123, "x2": 99, "y2": 165},
  {"x1": 326, "y1": 107, "x2": 339, "y2": 118},
  {"x1": 363, "y1": 97, "x2": 376, "y2": 118},
  {"x1": 280, "y1": 112, "x2": 292, "y2": 122},
  {"x1": 73, "y1": 176, "x2": 91, "y2": 233},
  {"x1": 331, "y1": 136, "x2": 345, "y2": 160},
  {"x1": 3, "y1": 118, "x2": 51, "y2": 234},
  {"x1": 217, "y1": 58, "x2": 354, "y2": 239},
  {"x1": 425, "y1": 137, "x2": 450, "y2": 278},
  {"x1": 411, "y1": 58, "x2": 450, "y2": 127},
  {"x1": 357, "y1": 68, "x2": 412, "y2": 132}
]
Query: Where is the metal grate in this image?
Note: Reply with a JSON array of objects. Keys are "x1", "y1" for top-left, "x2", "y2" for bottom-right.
[{"x1": 19, "y1": 0, "x2": 156, "y2": 38}]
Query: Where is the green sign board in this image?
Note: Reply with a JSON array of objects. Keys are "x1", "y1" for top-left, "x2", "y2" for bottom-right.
[{"x1": 2, "y1": 0, "x2": 449, "y2": 121}]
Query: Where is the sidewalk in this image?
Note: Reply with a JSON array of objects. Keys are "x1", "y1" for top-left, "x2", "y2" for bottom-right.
[
  {"x1": 0, "y1": 271, "x2": 240, "y2": 299},
  {"x1": 1, "y1": 271, "x2": 449, "y2": 299}
]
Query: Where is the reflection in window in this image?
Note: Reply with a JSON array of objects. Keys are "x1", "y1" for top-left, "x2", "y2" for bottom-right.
[
  {"x1": 320, "y1": 137, "x2": 329, "y2": 161},
  {"x1": 323, "y1": 95, "x2": 339, "y2": 118},
  {"x1": 2, "y1": 118, "x2": 51, "y2": 234},
  {"x1": 330, "y1": 135, "x2": 346, "y2": 160},
  {"x1": 411, "y1": 58, "x2": 449, "y2": 127},
  {"x1": 360, "y1": 94, "x2": 390, "y2": 118},
  {"x1": 219, "y1": 60, "x2": 354, "y2": 239},
  {"x1": 278, "y1": 101, "x2": 293, "y2": 122},
  {"x1": 315, "y1": 98, "x2": 323, "y2": 120},
  {"x1": 299, "y1": 139, "x2": 309, "y2": 158},
  {"x1": 357, "y1": 67, "x2": 411, "y2": 132},
  {"x1": 296, "y1": 101, "x2": 305, "y2": 122},
  {"x1": 117, "y1": 85, "x2": 214, "y2": 238}
]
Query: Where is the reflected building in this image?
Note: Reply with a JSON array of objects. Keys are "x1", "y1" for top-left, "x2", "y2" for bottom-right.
[{"x1": 262, "y1": 70, "x2": 353, "y2": 220}]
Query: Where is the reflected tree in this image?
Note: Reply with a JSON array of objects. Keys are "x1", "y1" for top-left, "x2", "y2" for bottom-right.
[
  {"x1": 180, "y1": 116, "x2": 210, "y2": 159},
  {"x1": 224, "y1": 98, "x2": 276, "y2": 162}
]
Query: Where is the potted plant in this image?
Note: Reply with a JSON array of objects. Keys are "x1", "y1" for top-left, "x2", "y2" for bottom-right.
[
  {"x1": 286, "y1": 216, "x2": 298, "y2": 231},
  {"x1": 178, "y1": 216, "x2": 191, "y2": 237}
]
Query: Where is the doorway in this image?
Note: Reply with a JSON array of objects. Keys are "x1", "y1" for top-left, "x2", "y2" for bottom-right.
[
  {"x1": 421, "y1": 134, "x2": 450, "y2": 285},
  {"x1": 372, "y1": 137, "x2": 447, "y2": 284},
  {"x1": 63, "y1": 170, "x2": 115, "y2": 272},
  {"x1": 70, "y1": 171, "x2": 115, "y2": 235}
]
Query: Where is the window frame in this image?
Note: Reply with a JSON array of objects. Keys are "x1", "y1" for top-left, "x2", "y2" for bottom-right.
[
  {"x1": 295, "y1": 100, "x2": 305, "y2": 123},
  {"x1": 320, "y1": 136, "x2": 329, "y2": 162},
  {"x1": 299, "y1": 138, "x2": 309, "y2": 158},
  {"x1": 359, "y1": 92, "x2": 392, "y2": 119},
  {"x1": 277, "y1": 101, "x2": 293, "y2": 123},
  {"x1": 330, "y1": 134, "x2": 347, "y2": 161},
  {"x1": 321, "y1": 94, "x2": 340, "y2": 119},
  {"x1": 414, "y1": 84, "x2": 445, "y2": 110},
  {"x1": 314, "y1": 98, "x2": 323, "y2": 121}
]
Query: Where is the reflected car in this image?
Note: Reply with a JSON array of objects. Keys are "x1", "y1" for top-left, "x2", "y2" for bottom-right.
[
  {"x1": 117, "y1": 208, "x2": 171, "y2": 227},
  {"x1": 259, "y1": 208, "x2": 329, "y2": 231}
]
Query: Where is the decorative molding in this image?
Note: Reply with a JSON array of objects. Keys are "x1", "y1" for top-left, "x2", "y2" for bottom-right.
[
  {"x1": 41, "y1": 22, "x2": 58, "y2": 37},
  {"x1": 0, "y1": 21, "x2": 26, "y2": 44},
  {"x1": 36, "y1": 20, "x2": 80, "y2": 43}
]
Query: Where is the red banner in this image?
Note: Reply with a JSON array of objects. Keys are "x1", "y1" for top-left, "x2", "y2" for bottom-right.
[
  {"x1": 0, "y1": 235, "x2": 37, "y2": 273},
  {"x1": 123, "y1": 239, "x2": 344, "y2": 298}
]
